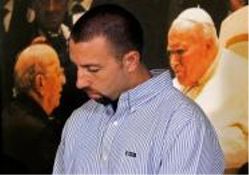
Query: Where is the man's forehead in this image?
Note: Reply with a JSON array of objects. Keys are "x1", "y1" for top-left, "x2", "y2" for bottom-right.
[
  {"x1": 170, "y1": 22, "x2": 203, "y2": 40},
  {"x1": 69, "y1": 36, "x2": 109, "y2": 47},
  {"x1": 171, "y1": 20, "x2": 197, "y2": 33},
  {"x1": 69, "y1": 39, "x2": 81, "y2": 51}
]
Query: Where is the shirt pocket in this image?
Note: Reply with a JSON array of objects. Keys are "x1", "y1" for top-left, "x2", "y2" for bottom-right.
[{"x1": 111, "y1": 143, "x2": 152, "y2": 174}]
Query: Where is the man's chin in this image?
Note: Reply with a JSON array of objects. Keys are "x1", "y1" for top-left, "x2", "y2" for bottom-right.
[
  {"x1": 178, "y1": 77, "x2": 188, "y2": 86},
  {"x1": 178, "y1": 79, "x2": 194, "y2": 87},
  {"x1": 87, "y1": 92, "x2": 113, "y2": 105},
  {"x1": 88, "y1": 94, "x2": 101, "y2": 100}
]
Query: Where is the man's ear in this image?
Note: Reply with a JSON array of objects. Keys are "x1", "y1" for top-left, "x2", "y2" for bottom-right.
[
  {"x1": 34, "y1": 74, "x2": 45, "y2": 96},
  {"x1": 206, "y1": 38, "x2": 215, "y2": 50},
  {"x1": 206, "y1": 38, "x2": 218, "y2": 57},
  {"x1": 122, "y1": 51, "x2": 140, "y2": 72}
]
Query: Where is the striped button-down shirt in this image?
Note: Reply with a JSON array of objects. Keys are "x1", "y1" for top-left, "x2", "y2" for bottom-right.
[{"x1": 53, "y1": 71, "x2": 224, "y2": 174}]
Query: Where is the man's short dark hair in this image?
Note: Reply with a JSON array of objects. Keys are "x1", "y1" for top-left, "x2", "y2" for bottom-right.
[{"x1": 70, "y1": 4, "x2": 144, "y2": 57}]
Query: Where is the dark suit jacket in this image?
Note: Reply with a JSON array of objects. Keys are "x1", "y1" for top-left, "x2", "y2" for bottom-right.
[
  {"x1": 1, "y1": 94, "x2": 61, "y2": 173},
  {"x1": 25, "y1": 25, "x2": 89, "y2": 123}
]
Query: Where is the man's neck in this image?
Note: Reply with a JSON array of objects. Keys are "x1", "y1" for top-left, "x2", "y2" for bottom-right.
[{"x1": 127, "y1": 66, "x2": 152, "y2": 92}]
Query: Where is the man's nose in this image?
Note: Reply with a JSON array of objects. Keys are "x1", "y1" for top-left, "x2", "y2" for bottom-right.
[
  {"x1": 76, "y1": 77, "x2": 91, "y2": 89},
  {"x1": 170, "y1": 54, "x2": 181, "y2": 68},
  {"x1": 76, "y1": 70, "x2": 91, "y2": 89}
]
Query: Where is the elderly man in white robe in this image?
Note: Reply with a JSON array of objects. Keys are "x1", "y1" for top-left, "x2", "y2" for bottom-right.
[{"x1": 167, "y1": 7, "x2": 248, "y2": 172}]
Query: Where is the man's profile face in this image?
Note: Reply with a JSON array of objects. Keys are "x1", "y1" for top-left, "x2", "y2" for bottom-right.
[
  {"x1": 42, "y1": 54, "x2": 66, "y2": 114},
  {"x1": 168, "y1": 23, "x2": 210, "y2": 87},
  {"x1": 34, "y1": 0, "x2": 68, "y2": 32},
  {"x1": 69, "y1": 36, "x2": 129, "y2": 102}
]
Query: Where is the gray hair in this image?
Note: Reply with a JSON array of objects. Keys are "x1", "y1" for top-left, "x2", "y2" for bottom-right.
[
  {"x1": 14, "y1": 44, "x2": 58, "y2": 94},
  {"x1": 171, "y1": 7, "x2": 219, "y2": 47}
]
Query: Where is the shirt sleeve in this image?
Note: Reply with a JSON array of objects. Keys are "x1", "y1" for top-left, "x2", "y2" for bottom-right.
[{"x1": 159, "y1": 104, "x2": 224, "y2": 174}]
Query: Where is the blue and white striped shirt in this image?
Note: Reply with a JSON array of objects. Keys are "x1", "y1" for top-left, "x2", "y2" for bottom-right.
[{"x1": 53, "y1": 71, "x2": 224, "y2": 174}]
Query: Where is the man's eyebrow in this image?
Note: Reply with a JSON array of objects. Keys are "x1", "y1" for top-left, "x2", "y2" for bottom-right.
[
  {"x1": 167, "y1": 48, "x2": 185, "y2": 52},
  {"x1": 79, "y1": 64, "x2": 102, "y2": 68}
]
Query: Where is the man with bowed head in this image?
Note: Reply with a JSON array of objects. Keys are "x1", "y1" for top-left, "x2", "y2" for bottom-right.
[
  {"x1": 53, "y1": 4, "x2": 224, "y2": 174},
  {"x1": 168, "y1": 7, "x2": 247, "y2": 170},
  {"x1": 168, "y1": 8, "x2": 219, "y2": 99},
  {"x1": 2, "y1": 43, "x2": 66, "y2": 173}
]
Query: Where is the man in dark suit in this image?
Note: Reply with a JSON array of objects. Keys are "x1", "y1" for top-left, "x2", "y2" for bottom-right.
[
  {"x1": 2, "y1": 43, "x2": 65, "y2": 173},
  {"x1": 27, "y1": 0, "x2": 88, "y2": 124}
]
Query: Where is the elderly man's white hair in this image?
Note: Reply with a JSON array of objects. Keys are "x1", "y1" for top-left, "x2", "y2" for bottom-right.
[
  {"x1": 176, "y1": 7, "x2": 215, "y2": 26},
  {"x1": 171, "y1": 7, "x2": 218, "y2": 46}
]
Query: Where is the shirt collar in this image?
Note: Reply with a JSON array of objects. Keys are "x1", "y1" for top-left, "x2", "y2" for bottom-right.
[
  {"x1": 118, "y1": 70, "x2": 171, "y2": 112},
  {"x1": 38, "y1": 24, "x2": 70, "y2": 40}
]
